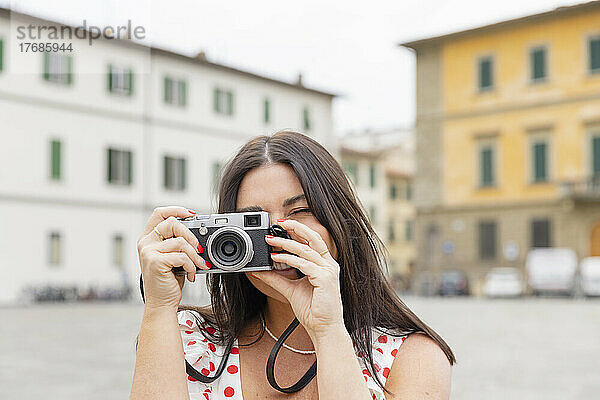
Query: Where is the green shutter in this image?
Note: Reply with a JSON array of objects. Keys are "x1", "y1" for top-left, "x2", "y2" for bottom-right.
[
  {"x1": 0, "y1": 39, "x2": 4, "y2": 72},
  {"x1": 590, "y1": 38, "x2": 600, "y2": 72},
  {"x1": 164, "y1": 77, "x2": 170, "y2": 103},
  {"x1": 50, "y1": 140, "x2": 61, "y2": 179},
  {"x1": 107, "y1": 148, "x2": 113, "y2": 183},
  {"x1": 533, "y1": 142, "x2": 547, "y2": 182},
  {"x1": 179, "y1": 81, "x2": 187, "y2": 106},
  {"x1": 531, "y1": 47, "x2": 546, "y2": 81},
  {"x1": 480, "y1": 147, "x2": 494, "y2": 186},
  {"x1": 43, "y1": 52, "x2": 50, "y2": 80},
  {"x1": 126, "y1": 151, "x2": 132, "y2": 184},
  {"x1": 163, "y1": 156, "x2": 169, "y2": 188},
  {"x1": 128, "y1": 69, "x2": 134, "y2": 95},
  {"x1": 66, "y1": 55, "x2": 73, "y2": 85},
  {"x1": 213, "y1": 88, "x2": 220, "y2": 112},
  {"x1": 181, "y1": 158, "x2": 187, "y2": 190},
  {"x1": 227, "y1": 91, "x2": 234, "y2": 115},
  {"x1": 303, "y1": 107, "x2": 310, "y2": 130},
  {"x1": 369, "y1": 164, "x2": 376, "y2": 188},
  {"x1": 593, "y1": 137, "x2": 600, "y2": 176},
  {"x1": 264, "y1": 98, "x2": 270, "y2": 123},
  {"x1": 107, "y1": 64, "x2": 113, "y2": 92},
  {"x1": 479, "y1": 58, "x2": 493, "y2": 90}
]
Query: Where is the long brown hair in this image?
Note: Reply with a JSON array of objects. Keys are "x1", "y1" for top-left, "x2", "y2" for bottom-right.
[{"x1": 182, "y1": 130, "x2": 455, "y2": 395}]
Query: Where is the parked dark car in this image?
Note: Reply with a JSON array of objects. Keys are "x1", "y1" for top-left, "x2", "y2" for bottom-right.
[{"x1": 438, "y1": 270, "x2": 470, "y2": 296}]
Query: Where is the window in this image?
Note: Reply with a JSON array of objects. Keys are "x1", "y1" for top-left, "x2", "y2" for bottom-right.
[
  {"x1": 592, "y1": 136, "x2": 600, "y2": 177},
  {"x1": 478, "y1": 56, "x2": 493, "y2": 90},
  {"x1": 531, "y1": 218, "x2": 551, "y2": 248},
  {"x1": 50, "y1": 139, "x2": 61, "y2": 180},
  {"x1": 343, "y1": 162, "x2": 358, "y2": 185},
  {"x1": 388, "y1": 220, "x2": 395, "y2": 242},
  {"x1": 368, "y1": 206, "x2": 376, "y2": 223},
  {"x1": 164, "y1": 77, "x2": 187, "y2": 106},
  {"x1": 406, "y1": 182, "x2": 412, "y2": 201},
  {"x1": 107, "y1": 148, "x2": 133, "y2": 185},
  {"x1": 369, "y1": 163, "x2": 376, "y2": 188},
  {"x1": 48, "y1": 231, "x2": 62, "y2": 266},
  {"x1": 405, "y1": 220, "x2": 414, "y2": 242},
  {"x1": 163, "y1": 156, "x2": 186, "y2": 191},
  {"x1": 211, "y1": 161, "x2": 222, "y2": 193},
  {"x1": 530, "y1": 46, "x2": 547, "y2": 82},
  {"x1": 263, "y1": 98, "x2": 271, "y2": 124},
  {"x1": 479, "y1": 145, "x2": 495, "y2": 187},
  {"x1": 302, "y1": 107, "x2": 311, "y2": 131},
  {"x1": 478, "y1": 221, "x2": 497, "y2": 260},
  {"x1": 589, "y1": 37, "x2": 600, "y2": 73},
  {"x1": 113, "y1": 234, "x2": 124, "y2": 267},
  {"x1": 108, "y1": 65, "x2": 133, "y2": 95},
  {"x1": 0, "y1": 38, "x2": 4, "y2": 73},
  {"x1": 532, "y1": 140, "x2": 548, "y2": 183},
  {"x1": 43, "y1": 52, "x2": 73, "y2": 85},
  {"x1": 213, "y1": 88, "x2": 234, "y2": 115},
  {"x1": 389, "y1": 184, "x2": 397, "y2": 200}
]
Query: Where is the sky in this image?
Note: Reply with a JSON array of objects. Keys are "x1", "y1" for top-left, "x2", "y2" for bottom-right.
[{"x1": 4, "y1": 0, "x2": 585, "y2": 134}]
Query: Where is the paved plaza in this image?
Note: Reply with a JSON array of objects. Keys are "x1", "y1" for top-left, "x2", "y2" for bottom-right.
[{"x1": 1, "y1": 296, "x2": 599, "y2": 399}]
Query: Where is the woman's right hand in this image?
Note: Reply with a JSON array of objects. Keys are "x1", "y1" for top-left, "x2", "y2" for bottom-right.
[{"x1": 136, "y1": 206, "x2": 209, "y2": 310}]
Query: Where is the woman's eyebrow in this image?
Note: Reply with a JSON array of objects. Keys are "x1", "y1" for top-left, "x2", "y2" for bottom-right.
[
  {"x1": 236, "y1": 205, "x2": 264, "y2": 212},
  {"x1": 282, "y1": 194, "x2": 307, "y2": 207}
]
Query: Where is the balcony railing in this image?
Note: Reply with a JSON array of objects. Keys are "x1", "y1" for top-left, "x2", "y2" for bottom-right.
[{"x1": 560, "y1": 177, "x2": 600, "y2": 201}]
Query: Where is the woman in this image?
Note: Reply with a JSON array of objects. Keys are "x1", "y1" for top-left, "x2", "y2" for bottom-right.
[{"x1": 130, "y1": 131, "x2": 454, "y2": 400}]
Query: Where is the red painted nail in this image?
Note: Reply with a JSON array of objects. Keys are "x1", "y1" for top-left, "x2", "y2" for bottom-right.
[
  {"x1": 270, "y1": 253, "x2": 278, "y2": 257},
  {"x1": 277, "y1": 219, "x2": 286, "y2": 222},
  {"x1": 251, "y1": 273, "x2": 258, "y2": 279},
  {"x1": 188, "y1": 209, "x2": 196, "y2": 214},
  {"x1": 205, "y1": 260, "x2": 212, "y2": 268},
  {"x1": 197, "y1": 243, "x2": 204, "y2": 253},
  {"x1": 265, "y1": 234, "x2": 274, "y2": 239}
]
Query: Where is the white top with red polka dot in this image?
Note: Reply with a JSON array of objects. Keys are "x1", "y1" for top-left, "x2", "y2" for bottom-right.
[{"x1": 178, "y1": 309, "x2": 407, "y2": 400}]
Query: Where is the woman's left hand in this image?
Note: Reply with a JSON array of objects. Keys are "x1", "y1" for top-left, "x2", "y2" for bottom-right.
[{"x1": 251, "y1": 219, "x2": 345, "y2": 341}]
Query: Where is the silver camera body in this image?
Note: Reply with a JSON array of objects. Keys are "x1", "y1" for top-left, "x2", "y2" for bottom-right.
[{"x1": 175, "y1": 211, "x2": 274, "y2": 274}]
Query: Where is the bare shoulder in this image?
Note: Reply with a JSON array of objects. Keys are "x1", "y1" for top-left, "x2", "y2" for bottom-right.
[{"x1": 384, "y1": 332, "x2": 452, "y2": 400}]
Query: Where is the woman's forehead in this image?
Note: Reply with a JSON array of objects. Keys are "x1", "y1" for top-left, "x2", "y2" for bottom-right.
[{"x1": 236, "y1": 164, "x2": 305, "y2": 210}]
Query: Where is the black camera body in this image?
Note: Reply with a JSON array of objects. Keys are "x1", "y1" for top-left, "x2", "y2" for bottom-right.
[{"x1": 173, "y1": 211, "x2": 285, "y2": 274}]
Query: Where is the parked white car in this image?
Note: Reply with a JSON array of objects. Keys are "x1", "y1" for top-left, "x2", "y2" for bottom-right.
[
  {"x1": 580, "y1": 257, "x2": 600, "y2": 297},
  {"x1": 526, "y1": 248, "x2": 578, "y2": 296},
  {"x1": 483, "y1": 267, "x2": 524, "y2": 298}
]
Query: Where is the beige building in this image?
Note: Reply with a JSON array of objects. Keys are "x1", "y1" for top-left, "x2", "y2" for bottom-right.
[{"x1": 339, "y1": 128, "x2": 415, "y2": 286}]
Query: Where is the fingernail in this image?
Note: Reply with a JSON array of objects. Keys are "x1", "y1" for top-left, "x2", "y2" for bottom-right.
[
  {"x1": 251, "y1": 273, "x2": 258, "y2": 279},
  {"x1": 265, "y1": 234, "x2": 274, "y2": 239},
  {"x1": 277, "y1": 219, "x2": 286, "y2": 222},
  {"x1": 197, "y1": 243, "x2": 204, "y2": 253},
  {"x1": 270, "y1": 253, "x2": 278, "y2": 257},
  {"x1": 192, "y1": 274, "x2": 196, "y2": 282},
  {"x1": 205, "y1": 260, "x2": 212, "y2": 269},
  {"x1": 188, "y1": 209, "x2": 196, "y2": 214}
]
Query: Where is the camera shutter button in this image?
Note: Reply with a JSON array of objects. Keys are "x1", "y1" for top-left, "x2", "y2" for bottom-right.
[{"x1": 199, "y1": 226, "x2": 208, "y2": 235}]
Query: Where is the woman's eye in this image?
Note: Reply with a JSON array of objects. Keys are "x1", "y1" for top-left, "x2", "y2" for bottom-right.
[{"x1": 288, "y1": 208, "x2": 312, "y2": 216}]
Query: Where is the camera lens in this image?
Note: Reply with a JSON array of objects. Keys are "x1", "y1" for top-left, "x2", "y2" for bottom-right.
[
  {"x1": 207, "y1": 226, "x2": 254, "y2": 271},
  {"x1": 222, "y1": 240, "x2": 237, "y2": 256},
  {"x1": 244, "y1": 214, "x2": 261, "y2": 227}
]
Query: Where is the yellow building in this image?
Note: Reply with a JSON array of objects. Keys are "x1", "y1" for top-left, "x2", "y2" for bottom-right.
[{"x1": 400, "y1": 1, "x2": 600, "y2": 293}]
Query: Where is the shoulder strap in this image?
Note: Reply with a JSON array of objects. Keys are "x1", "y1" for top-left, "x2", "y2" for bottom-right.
[{"x1": 266, "y1": 318, "x2": 317, "y2": 393}]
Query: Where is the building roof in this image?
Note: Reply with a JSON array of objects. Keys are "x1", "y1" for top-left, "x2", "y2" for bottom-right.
[
  {"x1": 0, "y1": 7, "x2": 336, "y2": 98},
  {"x1": 399, "y1": 0, "x2": 600, "y2": 49}
]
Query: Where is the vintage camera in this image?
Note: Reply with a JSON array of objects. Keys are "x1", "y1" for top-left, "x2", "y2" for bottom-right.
[{"x1": 172, "y1": 211, "x2": 290, "y2": 274}]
